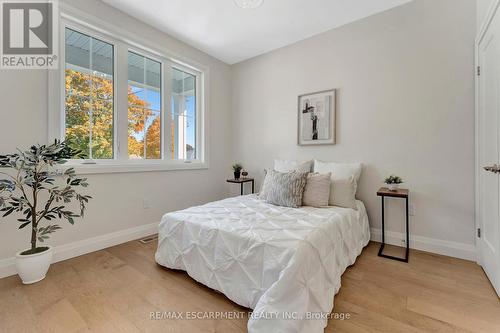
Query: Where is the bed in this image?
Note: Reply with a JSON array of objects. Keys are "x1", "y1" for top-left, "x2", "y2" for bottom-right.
[{"x1": 155, "y1": 194, "x2": 370, "y2": 333}]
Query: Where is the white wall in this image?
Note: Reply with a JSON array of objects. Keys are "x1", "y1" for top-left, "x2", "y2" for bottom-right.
[
  {"x1": 0, "y1": 0, "x2": 233, "y2": 263},
  {"x1": 231, "y1": 0, "x2": 476, "y2": 256}
]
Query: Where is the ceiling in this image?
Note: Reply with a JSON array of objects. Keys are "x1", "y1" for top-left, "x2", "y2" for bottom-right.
[{"x1": 103, "y1": 0, "x2": 412, "y2": 65}]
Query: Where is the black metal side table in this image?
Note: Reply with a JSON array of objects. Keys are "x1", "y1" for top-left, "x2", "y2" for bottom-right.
[
  {"x1": 377, "y1": 187, "x2": 410, "y2": 263},
  {"x1": 227, "y1": 178, "x2": 255, "y2": 195}
]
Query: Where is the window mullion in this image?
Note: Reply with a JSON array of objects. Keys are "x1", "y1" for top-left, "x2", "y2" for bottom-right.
[
  {"x1": 115, "y1": 41, "x2": 129, "y2": 161},
  {"x1": 163, "y1": 60, "x2": 173, "y2": 161},
  {"x1": 88, "y1": 37, "x2": 93, "y2": 160},
  {"x1": 197, "y1": 72, "x2": 203, "y2": 163}
]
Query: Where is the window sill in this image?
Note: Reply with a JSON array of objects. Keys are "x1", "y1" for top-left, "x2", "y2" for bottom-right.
[{"x1": 54, "y1": 160, "x2": 208, "y2": 175}]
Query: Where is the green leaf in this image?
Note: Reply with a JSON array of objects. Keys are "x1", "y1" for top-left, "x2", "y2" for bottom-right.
[
  {"x1": 19, "y1": 221, "x2": 30, "y2": 229},
  {"x1": 2, "y1": 208, "x2": 15, "y2": 217}
]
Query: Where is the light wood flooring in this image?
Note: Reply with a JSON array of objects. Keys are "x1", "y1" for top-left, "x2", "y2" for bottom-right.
[{"x1": 0, "y1": 240, "x2": 499, "y2": 333}]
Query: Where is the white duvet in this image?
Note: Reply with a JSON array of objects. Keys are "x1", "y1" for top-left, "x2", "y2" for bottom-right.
[{"x1": 155, "y1": 194, "x2": 370, "y2": 333}]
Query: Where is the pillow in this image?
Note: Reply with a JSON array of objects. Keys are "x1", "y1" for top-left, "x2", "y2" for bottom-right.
[
  {"x1": 313, "y1": 160, "x2": 362, "y2": 209},
  {"x1": 302, "y1": 173, "x2": 331, "y2": 207},
  {"x1": 313, "y1": 160, "x2": 362, "y2": 183},
  {"x1": 259, "y1": 169, "x2": 270, "y2": 198},
  {"x1": 330, "y1": 176, "x2": 357, "y2": 209},
  {"x1": 259, "y1": 170, "x2": 308, "y2": 208},
  {"x1": 274, "y1": 159, "x2": 313, "y2": 173}
]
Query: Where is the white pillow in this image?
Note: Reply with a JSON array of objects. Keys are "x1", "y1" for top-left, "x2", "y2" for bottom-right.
[
  {"x1": 313, "y1": 160, "x2": 362, "y2": 182},
  {"x1": 313, "y1": 160, "x2": 362, "y2": 209},
  {"x1": 274, "y1": 159, "x2": 313, "y2": 173},
  {"x1": 302, "y1": 173, "x2": 331, "y2": 207}
]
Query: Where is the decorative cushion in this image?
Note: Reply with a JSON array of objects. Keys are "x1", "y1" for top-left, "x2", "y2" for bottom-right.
[
  {"x1": 259, "y1": 170, "x2": 308, "y2": 208},
  {"x1": 259, "y1": 169, "x2": 270, "y2": 196},
  {"x1": 274, "y1": 159, "x2": 313, "y2": 173},
  {"x1": 313, "y1": 160, "x2": 362, "y2": 209},
  {"x1": 330, "y1": 176, "x2": 357, "y2": 209},
  {"x1": 302, "y1": 173, "x2": 331, "y2": 207},
  {"x1": 313, "y1": 160, "x2": 362, "y2": 183}
]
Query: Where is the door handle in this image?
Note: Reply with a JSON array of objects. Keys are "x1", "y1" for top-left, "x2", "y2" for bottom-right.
[{"x1": 484, "y1": 164, "x2": 500, "y2": 173}]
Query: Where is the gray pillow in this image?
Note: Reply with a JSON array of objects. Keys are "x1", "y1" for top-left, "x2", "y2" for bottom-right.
[
  {"x1": 259, "y1": 170, "x2": 308, "y2": 208},
  {"x1": 302, "y1": 172, "x2": 332, "y2": 207}
]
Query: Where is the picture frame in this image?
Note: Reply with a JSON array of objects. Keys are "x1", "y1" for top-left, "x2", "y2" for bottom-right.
[{"x1": 297, "y1": 89, "x2": 336, "y2": 146}]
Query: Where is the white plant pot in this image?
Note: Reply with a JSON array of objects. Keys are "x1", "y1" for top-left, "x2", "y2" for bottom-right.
[
  {"x1": 386, "y1": 183, "x2": 401, "y2": 191},
  {"x1": 15, "y1": 246, "x2": 53, "y2": 284}
]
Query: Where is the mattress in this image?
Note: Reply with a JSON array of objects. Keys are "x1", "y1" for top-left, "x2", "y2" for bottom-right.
[{"x1": 155, "y1": 194, "x2": 370, "y2": 333}]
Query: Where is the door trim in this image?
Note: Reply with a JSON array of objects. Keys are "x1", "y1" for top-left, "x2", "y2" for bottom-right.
[
  {"x1": 477, "y1": 0, "x2": 500, "y2": 45},
  {"x1": 475, "y1": 0, "x2": 500, "y2": 265}
]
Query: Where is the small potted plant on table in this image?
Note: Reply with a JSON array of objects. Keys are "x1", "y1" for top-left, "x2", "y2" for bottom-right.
[
  {"x1": 384, "y1": 175, "x2": 403, "y2": 191},
  {"x1": 232, "y1": 163, "x2": 243, "y2": 180},
  {"x1": 0, "y1": 140, "x2": 91, "y2": 284}
]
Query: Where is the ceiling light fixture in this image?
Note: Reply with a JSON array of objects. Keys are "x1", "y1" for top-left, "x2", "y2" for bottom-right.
[{"x1": 234, "y1": 0, "x2": 264, "y2": 9}]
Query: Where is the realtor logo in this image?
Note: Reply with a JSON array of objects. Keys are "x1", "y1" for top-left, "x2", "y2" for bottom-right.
[{"x1": 1, "y1": 0, "x2": 58, "y2": 69}]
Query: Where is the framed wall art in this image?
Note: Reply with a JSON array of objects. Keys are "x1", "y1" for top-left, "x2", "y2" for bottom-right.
[{"x1": 298, "y1": 89, "x2": 336, "y2": 146}]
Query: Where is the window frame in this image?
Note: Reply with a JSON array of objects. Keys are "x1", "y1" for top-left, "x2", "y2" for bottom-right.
[
  {"x1": 49, "y1": 9, "x2": 208, "y2": 174},
  {"x1": 62, "y1": 25, "x2": 118, "y2": 162},
  {"x1": 126, "y1": 48, "x2": 166, "y2": 161},
  {"x1": 170, "y1": 64, "x2": 202, "y2": 161}
]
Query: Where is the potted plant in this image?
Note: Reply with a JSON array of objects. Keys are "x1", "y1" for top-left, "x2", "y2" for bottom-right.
[
  {"x1": 232, "y1": 163, "x2": 243, "y2": 180},
  {"x1": 0, "y1": 140, "x2": 91, "y2": 284},
  {"x1": 384, "y1": 175, "x2": 403, "y2": 191}
]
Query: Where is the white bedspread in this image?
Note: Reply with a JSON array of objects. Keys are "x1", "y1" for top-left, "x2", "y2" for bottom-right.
[{"x1": 155, "y1": 194, "x2": 370, "y2": 333}]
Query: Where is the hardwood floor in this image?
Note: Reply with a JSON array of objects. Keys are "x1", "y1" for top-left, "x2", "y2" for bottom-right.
[{"x1": 0, "y1": 240, "x2": 499, "y2": 333}]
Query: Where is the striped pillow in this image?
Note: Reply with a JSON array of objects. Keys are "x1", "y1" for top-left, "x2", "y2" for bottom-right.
[{"x1": 259, "y1": 170, "x2": 308, "y2": 208}]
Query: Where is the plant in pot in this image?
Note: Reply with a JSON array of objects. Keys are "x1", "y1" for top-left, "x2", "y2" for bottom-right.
[
  {"x1": 0, "y1": 140, "x2": 91, "y2": 284},
  {"x1": 232, "y1": 163, "x2": 243, "y2": 180},
  {"x1": 384, "y1": 175, "x2": 403, "y2": 191}
]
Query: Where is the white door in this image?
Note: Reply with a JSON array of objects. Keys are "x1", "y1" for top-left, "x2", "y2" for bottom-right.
[{"x1": 478, "y1": 5, "x2": 500, "y2": 297}]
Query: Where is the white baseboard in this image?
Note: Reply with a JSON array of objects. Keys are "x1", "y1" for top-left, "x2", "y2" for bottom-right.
[
  {"x1": 370, "y1": 228, "x2": 476, "y2": 261},
  {"x1": 0, "y1": 222, "x2": 158, "y2": 279}
]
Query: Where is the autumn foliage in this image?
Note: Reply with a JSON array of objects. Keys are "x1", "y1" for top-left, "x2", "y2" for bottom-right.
[{"x1": 64, "y1": 69, "x2": 161, "y2": 159}]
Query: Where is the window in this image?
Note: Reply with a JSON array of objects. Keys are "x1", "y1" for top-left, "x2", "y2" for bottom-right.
[
  {"x1": 64, "y1": 28, "x2": 114, "y2": 159},
  {"x1": 57, "y1": 19, "x2": 206, "y2": 173},
  {"x1": 172, "y1": 68, "x2": 196, "y2": 160},
  {"x1": 128, "y1": 52, "x2": 162, "y2": 159}
]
